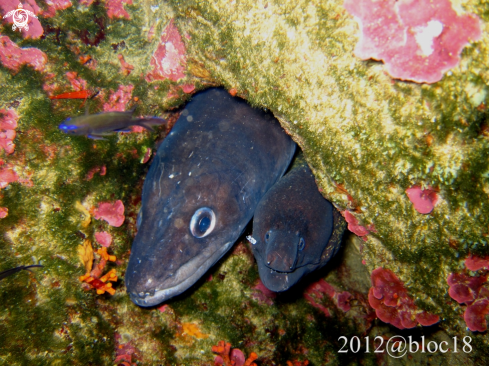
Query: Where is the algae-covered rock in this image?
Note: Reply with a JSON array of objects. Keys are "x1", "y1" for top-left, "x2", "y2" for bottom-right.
[{"x1": 1, "y1": 0, "x2": 488, "y2": 364}]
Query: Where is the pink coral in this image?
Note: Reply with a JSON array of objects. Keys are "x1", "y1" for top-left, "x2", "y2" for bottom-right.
[
  {"x1": 114, "y1": 332, "x2": 139, "y2": 365},
  {"x1": 106, "y1": 0, "x2": 132, "y2": 19},
  {"x1": 42, "y1": 0, "x2": 72, "y2": 18},
  {"x1": 0, "y1": 129, "x2": 16, "y2": 155},
  {"x1": 181, "y1": 84, "x2": 195, "y2": 94},
  {"x1": 251, "y1": 279, "x2": 276, "y2": 306},
  {"x1": 85, "y1": 165, "x2": 106, "y2": 180},
  {"x1": 304, "y1": 279, "x2": 353, "y2": 316},
  {"x1": 0, "y1": 36, "x2": 47, "y2": 73},
  {"x1": 102, "y1": 85, "x2": 134, "y2": 112},
  {"x1": 0, "y1": 166, "x2": 19, "y2": 188},
  {"x1": 405, "y1": 186, "x2": 438, "y2": 214},
  {"x1": 93, "y1": 200, "x2": 125, "y2": 227},
  {"x1": 0, "y1": 109, "x2": 17, "y2": 130},
  {"x1": 465, "y1": 254, "x2": 489, "y2": 271},
  {"x1": 141, "y1": 147, "x2": 152, "y2": 164},
  {"x1": 146, "y1": 19, "x2": 187, "y2": 83},
  {"x1": 118, "y1": 54, "x2": 134, "y2": 76},
  {"x1": 95, "y1": 231, "x2": 112, "y2": 247},
  {"x1": 447, "y1": 257, "x2": 489, "y2": 332},
  {"x1": 343, "y1": 211, "x2": 370, "y2": 240},
  {"x1": 65, "y1": 71, "x2": 87, "y2": 91},
  {"x1": 0, "y1": 206, "x2": 8, "y2": 218},
  {"x1": 343, "y1": 0, "x2": 482, "y2": 83},
  {"x1": 0, "y1": 0, "x2": 43, "y2": 39},
  {"x1": 369, "y1": 267, "x2": 439, "y2": 329},
  {"x1": 0, "y1": 109, "x2": 18, "y2": 155}
]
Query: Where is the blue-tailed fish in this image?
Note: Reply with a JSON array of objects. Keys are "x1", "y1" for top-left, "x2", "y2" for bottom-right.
[
  {"x1": 249, "y1": 161, "x2": 346, "y2": 292},
  {"x1": 125, "y1": 88, "x2": 296, "y2": 306},
  {"x1": 58, "y1": 108, "x2": 165, "y2": 139},
  {"x1": 0, "y1": 264, "x2": 43, "y2": 281}
]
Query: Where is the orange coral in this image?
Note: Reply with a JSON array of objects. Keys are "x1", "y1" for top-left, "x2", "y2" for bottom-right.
[
  {"x1": 211, "y1": 341, "x2": 258, "y2": 366},
  {"x1": 78, "y1": 240, "x2": 118, "y2": 295},
  {"x1": 286, "y1": 360, "x2": 309, "y2": 366}
]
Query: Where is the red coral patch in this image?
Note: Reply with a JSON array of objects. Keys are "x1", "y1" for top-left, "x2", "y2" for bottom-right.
[
  {"x1": 0, "y1": 36, "x2": 47, "y2": 73},
  {"x1": 93, "y1": 200, "x2": 125, "y2": 227},
  {"x1": 146, "y1": 19, "x2": 187, "y2": 83},
  {"x1": 369, "y1": 267, "x2": 439, "y2": 329},
  {"x1": 405, "y1": 185, "x2": 438, "y2": 214},
  {"x1": 344, "y1": 0, "x2": 482, "y2": 83},
  {"x1": 447, "y1": 256, "x2": 489, "y2": 332}
]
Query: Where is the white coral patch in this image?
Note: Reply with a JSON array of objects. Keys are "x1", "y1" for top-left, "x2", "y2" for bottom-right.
[{"x1": 414, "y1": 20, "x2": 444, "y2": 57}]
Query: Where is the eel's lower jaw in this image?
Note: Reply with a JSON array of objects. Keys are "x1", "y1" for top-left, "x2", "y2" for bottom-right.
[
  {"x1": 128, "y1": 241, "x2": 234, "y2": 307},
  {"x1": 255, "y1": 256, "x2": 302, "y2": 292}
]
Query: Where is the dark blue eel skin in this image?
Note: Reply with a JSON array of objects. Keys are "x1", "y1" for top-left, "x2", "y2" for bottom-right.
[
  {"x1": 126, "y1": 88, "x2": 296, "y2": 306},
  {"x1": 250, "y1": 161, "x2": 346, "y2": 292}
]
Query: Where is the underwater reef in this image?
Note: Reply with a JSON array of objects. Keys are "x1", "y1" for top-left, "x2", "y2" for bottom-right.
[{"x1": 0, "y1": 0, "x2": 489, "y2": 364}]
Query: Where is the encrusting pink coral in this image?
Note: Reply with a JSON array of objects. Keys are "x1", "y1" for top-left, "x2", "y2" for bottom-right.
[
  {"x1": 343, "y1": 211, "x2": 370, "y2": 241},
  {"x1": 447, "y1": 255, "x2": 489, "y2": 332},
  {"x1": 0, "y1": 109, "x2": 18, "y2": 155},
  {"x1": 106, "y1": 0, "x2": 132, "y2": 19},
  {"x1": 343, "y1": 0, "x2": 482, "y2": 83},
  {"x1": 118, "y1": 54, "x2": 134, "y2": 76},
  {"x1": 304, "y1": 278, "x2": 353, "y2": 316},
  {"x1": 465, "y1": 254, "x2": 489, "y2": 271},
  {"x1": 146, "y1": 19, "x2": 187, "y2": 83},
  {"x1": 102, "y1": 85, "x2": 134, "y2": 112},
  {"x1": 94, "y1": 231, "x2": 112, "y2": 247},
  {"x1": 251, "y1": 279, "x2": 276, "y2": 306},
  {"x1": 0, "y1": 36, "x2": 47, "y2": 73},
  {"x1": 369, "y1": 268, "x2": 439, "y2": 329},
  {"x1": 0, "y1": 165, "x2": 19, "y2": 188},
  {"x1": 405, "y1": 186, "x2": 438, "y2": 214},
  {"x1": 85, "y1": 165, "x2": 106, "y2": 180},
  {"x1": 42, "y1": 0, "x2": 72, "y2": 18},
  {"x1": 92, "y1": 200, "x2": 125, "y2": 227}
]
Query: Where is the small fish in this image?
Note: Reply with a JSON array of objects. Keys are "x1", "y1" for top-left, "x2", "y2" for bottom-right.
[
  {"x1": 250, "y1": 161, "x2": 346, "y2": 292},
  {"x1": 49, "y1": 90, "x2": 91, "y2": 100},
  {"x1": 0, "y1": 264, "x2": 43, "y2": 281},
  {"x1": 58, "y1": 109, "x2": 165, "y2": 139},
  {"x1": 125, "y1": 88, "x2": 296, "y2": 306}
]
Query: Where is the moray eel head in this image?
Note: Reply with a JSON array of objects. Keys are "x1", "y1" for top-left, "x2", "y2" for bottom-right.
[
  {"x1": 125, "y1": 88, "x2": 296, "y2": 306},
  {"x1": 264, "y1": 229, "x2": 305, "y2": 272},
  {"x1": 255, "y1": 214, "x2": 317, "y2": 292},
  {"x1": 251, "y1": 164, "x2": 345, "y2": 292},
  {"x1": 126, "y1": 161, "x2": 244, "y2": 306}
]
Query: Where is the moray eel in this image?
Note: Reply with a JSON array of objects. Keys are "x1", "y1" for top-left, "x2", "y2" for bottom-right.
[
  {"x1": 249, "y1": 161, "x2": 346, "y2": 292},
  {"x1": 125, "y1": 88, "x2": 296, "y2": 306}
]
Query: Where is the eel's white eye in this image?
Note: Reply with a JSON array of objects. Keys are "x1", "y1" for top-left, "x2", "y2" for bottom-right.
[{"x1": 190, "y1": 207, "x2": 216, "y2": 238}]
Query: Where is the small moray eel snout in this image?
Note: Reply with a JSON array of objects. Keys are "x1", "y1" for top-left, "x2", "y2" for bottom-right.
[
  {"x1": 125, "y1": 88, "x2": 296, "y2": 306},
  {"x1": 251, "y1": 162, "x2": 346, "y2": 292},
  {"x1": 264, "y1": 230, "x2": 299, "y2": 272}
]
